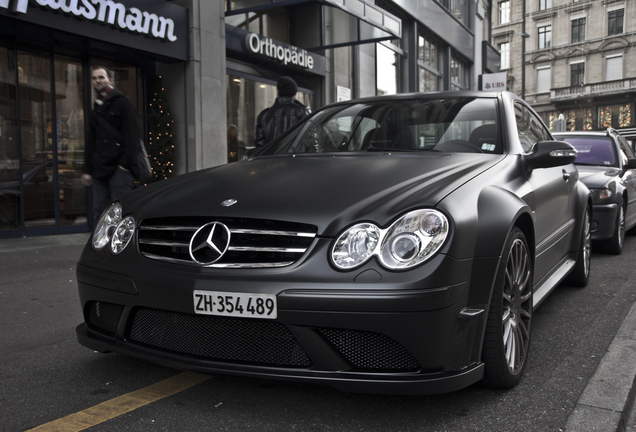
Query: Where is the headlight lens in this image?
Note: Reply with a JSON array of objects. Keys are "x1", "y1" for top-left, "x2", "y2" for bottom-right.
[
  {"x1": 111, "y1": 216, "x2": 136, "y2": 254},
  {"x1": 92, "y1": 203, "x2": 123, "y2": 250},
  {"x1": 92, "y1": 202, "x2": 136, "y2": 254},
  {"x1": 332, "y1": 223, "x2": 380, "y2": 269},
  {"x1": 593, "y1": 188, "x2": 612, "y2": 200},
  {"x1": 331, "y1": 209, "x2": 449, "y2": 270}
]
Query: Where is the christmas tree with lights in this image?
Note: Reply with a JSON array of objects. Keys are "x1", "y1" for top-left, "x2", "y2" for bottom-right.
[{"x1": 147, "y1": 76, "x2": 175, "y2": 182}]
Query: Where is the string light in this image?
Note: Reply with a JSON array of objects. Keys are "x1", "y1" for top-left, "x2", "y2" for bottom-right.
[{"x1": 147, "y1": 76, "x2": 175, "y2": 182}]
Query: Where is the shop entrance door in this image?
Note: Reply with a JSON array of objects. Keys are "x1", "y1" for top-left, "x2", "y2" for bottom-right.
[{"x1": 0, "y1": 46, "x2": 88, "y2": 237}]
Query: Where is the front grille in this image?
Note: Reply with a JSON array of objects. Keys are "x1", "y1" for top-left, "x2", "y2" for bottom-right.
[
  {"x1": 87, "y1": 301, "x2": 124, "y2": 335},
  {"x1": 138, "y1": 217, "x2": 317, "y2": 268},
  {"x1": 128, "y1": 308, "x2": 312, "y2": 367},
  {"x1": 318, "y1": 328, "x2": 420, "y2": 372}
]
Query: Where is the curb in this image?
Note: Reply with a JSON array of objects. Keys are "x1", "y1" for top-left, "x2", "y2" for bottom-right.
[{"x1": 564, "y1": 300, "x2": 636, "y2": 431}]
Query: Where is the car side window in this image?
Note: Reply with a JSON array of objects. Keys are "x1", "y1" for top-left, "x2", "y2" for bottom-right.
[
  {"x1": 618, "y1": 134, "x2": 635, "y2": 162},
  {"x1": 514, "y1": 102, "x2": 550, "y2": 153}
]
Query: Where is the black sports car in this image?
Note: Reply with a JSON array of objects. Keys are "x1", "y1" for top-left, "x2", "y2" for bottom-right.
[
  {"x1": 553, "y1": 128, "x2": 636, "y2": 254},
  {"x1": 76, "y1": 91, "x2": 591, "y2": 395}
]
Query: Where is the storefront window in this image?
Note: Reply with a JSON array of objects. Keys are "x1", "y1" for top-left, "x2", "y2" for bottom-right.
[
  {"x1": 0, "y1": 46, "x2": 20, "y2": 230},
  {"x1": 18, "y1": 50, "x2": 55, "y2": 228},
  {"x1": 56, "y1": 56, "x2": 86, "y2": 225},
  {"x1": 226, "y1": 73, "x2": 313, "y2": 162},
  {"x1": 450, "y1": 54, "x2": 469, "y2": 90},
  {"x1": 565, "y1": 108, "x2": 593, "y2": 131},
  {"x1": 376, "y1": 43, "x2": 398, "y2": 96},
  {"x1": 418, "y1": 34, "x2": 441, "y2": 92},
  {"x1": 599, "y1": 104, "x2": 632, "y2": 129}
]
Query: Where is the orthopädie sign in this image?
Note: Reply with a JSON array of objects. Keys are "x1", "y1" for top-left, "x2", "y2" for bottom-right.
[
  {"x1": 2, "y1": 0, "x2": 178, "y2": 42},
  {"x1": 245, "y1": 33, "x2": 314, "y2": 70}
]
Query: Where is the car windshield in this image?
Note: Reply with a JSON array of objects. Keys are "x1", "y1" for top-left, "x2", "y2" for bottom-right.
[
  {"x1": 558, "y1": 136, "x2": 617, "y2": 167},
  {"x1": 263, "y1": 97, "x2": 502, "y2": 155}
]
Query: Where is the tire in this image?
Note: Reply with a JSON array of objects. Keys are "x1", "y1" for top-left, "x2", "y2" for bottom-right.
[
  {"x1": 600, "y1": 200, "x2": 624, "y2": 255},
  {"x1": 565, "y1": 206, "x2": 591, "y2": 287},
  {"x1": 482, "y1": 227, "x2": 533, "y2": 389}
]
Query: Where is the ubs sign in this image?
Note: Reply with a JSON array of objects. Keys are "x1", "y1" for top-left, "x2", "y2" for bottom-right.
[{"x1": 0, "y1": 0, "x2": 189, "y2": 60}]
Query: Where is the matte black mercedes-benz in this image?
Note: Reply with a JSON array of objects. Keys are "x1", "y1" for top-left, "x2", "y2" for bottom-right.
[{"x1": 76, "y1": 91, "x2": 591, "y2": 395}]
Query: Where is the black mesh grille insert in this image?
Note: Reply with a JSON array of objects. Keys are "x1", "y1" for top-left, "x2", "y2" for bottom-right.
[
  {"x1": 318, "y1": 328, "x2": 420, "y2": 372},
  {"x1": 87, "y1": 301, "x2": 124, "y2": 335},
  {"x1": 128, "y1": 308, "x2": 311, "y2": 367}
]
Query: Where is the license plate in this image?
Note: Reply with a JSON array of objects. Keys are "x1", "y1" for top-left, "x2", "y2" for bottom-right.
[{"x1": 193, "y1": 290, "x2": 277, "y2": 319}]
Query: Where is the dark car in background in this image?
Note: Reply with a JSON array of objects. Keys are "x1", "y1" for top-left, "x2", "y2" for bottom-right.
[
  {"x1": 553, "y1": 128, "x2": 636, "y2": 254},
  {"x1": 76, "y1": 91, "x2": 591, "y2": 395}
]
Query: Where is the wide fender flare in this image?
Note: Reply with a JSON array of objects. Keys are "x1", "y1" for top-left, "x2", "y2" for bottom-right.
[
  {"x1": 456, "y1": 185, "x2": 535, "y2": 309},
  {"x1": 473, "y1": 185, "x2": 535, "y2": 260}
]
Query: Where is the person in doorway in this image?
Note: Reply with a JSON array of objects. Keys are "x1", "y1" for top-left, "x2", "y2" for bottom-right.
[
  {"x1": 81, "y1": 66, "x2": 141, "y2": 223},
  {"x1": 255, "y1": 76, "x2": 310, "y2": 148}
]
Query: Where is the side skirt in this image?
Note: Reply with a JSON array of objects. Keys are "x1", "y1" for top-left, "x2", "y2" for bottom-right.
[{"x1": 532, "y1": 256, "x2": 576, "y2": 309}]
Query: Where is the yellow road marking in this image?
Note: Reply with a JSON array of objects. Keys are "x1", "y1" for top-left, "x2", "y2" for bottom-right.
[{"x1": 27, "y1": 371, "x2": 211, "y2": 432}]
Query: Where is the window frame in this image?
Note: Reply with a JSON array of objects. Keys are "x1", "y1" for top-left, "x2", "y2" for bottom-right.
[
  {"x1": 571, "y1": 17, "x2": 586, "y2": 43},
  {"x1": 608, "y1": 9, "x2": 624, "y2": 36},
  {"x1": 538, "y1": 25, "x2": 552, "y2": 49}
]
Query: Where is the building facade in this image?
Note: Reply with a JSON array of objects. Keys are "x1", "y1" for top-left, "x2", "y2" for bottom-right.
[
  {"x1": 0, "y1": 0, "x2": 497, "y2": 239},
  {"x1": 492, "y1": 0, "x2": 636, "y2": 141}
]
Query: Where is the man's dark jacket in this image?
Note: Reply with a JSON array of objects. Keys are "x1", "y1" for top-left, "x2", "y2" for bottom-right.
[
  {"x1": 255, "y1": 97, "x2": 310, "y2": 147},
  {"x1": 86, "y1": 87, "x2": 141, "y2": 180}
]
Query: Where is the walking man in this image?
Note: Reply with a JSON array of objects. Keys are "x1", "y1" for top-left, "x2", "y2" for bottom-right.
[
  {"x1": 82, "y1": 66, "x2": 141, "y2": 223},
  {"x1": 255, "y1": 76, "x2": 310, "y2": 148}
]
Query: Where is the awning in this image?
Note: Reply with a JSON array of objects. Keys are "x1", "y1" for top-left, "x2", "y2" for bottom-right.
[{"x1": 225, "y1": 0, "x2": 402, "y2": 50}]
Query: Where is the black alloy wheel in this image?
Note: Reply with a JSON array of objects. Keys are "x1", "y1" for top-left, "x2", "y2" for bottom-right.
[{"x1": 482, "y1": 227, "x2": 533, "y2": 388}]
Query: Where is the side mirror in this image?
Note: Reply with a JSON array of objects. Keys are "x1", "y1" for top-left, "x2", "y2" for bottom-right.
[
  {"x1": 524, "y1": 140, "x2": 578, "y2": 171},
  {"x1": 625, "y1": 158, "x2": 636, "y2": 170}
]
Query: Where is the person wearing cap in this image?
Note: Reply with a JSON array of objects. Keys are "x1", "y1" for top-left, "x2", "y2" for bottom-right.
[{"x1": 255, "y1": 76, "x2": 310, "y2": 148}]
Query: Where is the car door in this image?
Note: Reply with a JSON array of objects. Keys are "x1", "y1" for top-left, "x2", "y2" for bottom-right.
[
  {"x1": 617, "y1": 134, "x2": 636, "y2": 229},
  {"x1": 514, "y1": 102, "x2": 578, "y2": 283}
]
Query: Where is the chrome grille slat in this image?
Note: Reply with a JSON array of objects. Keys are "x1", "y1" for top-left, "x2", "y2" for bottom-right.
[{"x1": 138, "y1": 217, "x2": 317, "y2": 268}]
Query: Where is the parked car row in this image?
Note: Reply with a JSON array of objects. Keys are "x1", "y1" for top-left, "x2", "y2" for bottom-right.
[
  {"x1": 77, "y1": 91, "x2": 597, "y2": 396},
  {"x1": 553, "y1": 128, "x2": 636, "y2": 255}
]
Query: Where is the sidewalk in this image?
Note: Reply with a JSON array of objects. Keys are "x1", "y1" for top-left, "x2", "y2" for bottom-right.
[{"x1": 564, "y1": 298, "x2": 636, "y2": 431}]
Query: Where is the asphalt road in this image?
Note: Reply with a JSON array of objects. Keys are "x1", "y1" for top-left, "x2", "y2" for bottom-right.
[{"x1": 2, "y1": 232, "x2": 636, "y2": 432}]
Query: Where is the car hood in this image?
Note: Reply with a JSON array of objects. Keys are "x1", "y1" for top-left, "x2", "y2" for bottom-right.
[
  {"x1": 130, "y1": 153, "x2": 502, "y2": 236},
  {"x1": 575, "y1": 165, "x2": 620, "y2": 189}
]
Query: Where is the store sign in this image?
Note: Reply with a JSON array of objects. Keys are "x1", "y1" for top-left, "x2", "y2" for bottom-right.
[
  {"x1": 2, "y1": 0, "x2": 177, "y2": 41},
  {"x1": 0, "y1": 0, "x2": 188, "y2": 60},
  {"x1": 245, "y1": 33, "x2": 314, "y2": 70},
  {"x1": 481, "y1": 72, "x2": 507, "y2": 91},
  {"x1": 226, "y1": 25, "x2": 325, "y2": 76}
]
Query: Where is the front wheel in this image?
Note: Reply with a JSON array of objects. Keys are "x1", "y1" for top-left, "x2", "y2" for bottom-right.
[
  {"x1": 482, "y1": 227, "x2": 533, "y2": 389},
  {"x1": 600, "y1": 200, "x2": 624, "y2": 255},
  {"x1": 565, "y1": 206, "x2": 591, "y2": 287}
]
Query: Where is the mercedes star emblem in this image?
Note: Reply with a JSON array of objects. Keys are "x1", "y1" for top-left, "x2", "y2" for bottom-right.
[{"x1": 189, "y1": 222, "x2": 231, "y2": 265}]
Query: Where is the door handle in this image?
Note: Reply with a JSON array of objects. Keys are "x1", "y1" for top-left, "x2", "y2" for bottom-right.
[{"x1": 562, "y1": 169, "x2": 570, "y2": 181}]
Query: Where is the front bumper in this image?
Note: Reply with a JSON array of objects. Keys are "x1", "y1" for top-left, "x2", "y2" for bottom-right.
[
  {"x1": 75, "y1": 238, "x2": 497, "y2": 395},
  {"x1": 591, "y1": 202, "x2": 619, "y2": 241}
]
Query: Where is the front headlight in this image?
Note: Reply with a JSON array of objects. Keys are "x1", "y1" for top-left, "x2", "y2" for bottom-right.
[
  {"x1": 111, "y1": 216, "x2": 136, "y2": 254},
  {"x1": 92, "y1": 202, "x2": 136, "y2": 254},
  {"x1": 331, "y1": 209, "x2": 449, "y2": 270},
  {"x1": 591, "y1": 188, "x2": 612, "y2": 201}
]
